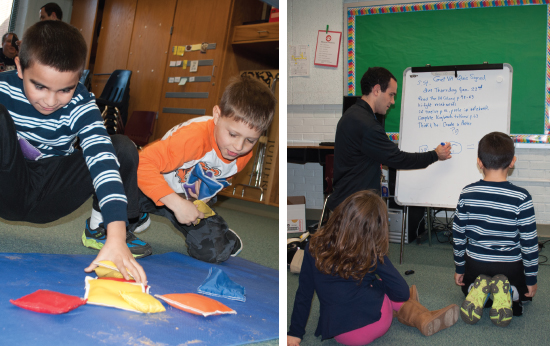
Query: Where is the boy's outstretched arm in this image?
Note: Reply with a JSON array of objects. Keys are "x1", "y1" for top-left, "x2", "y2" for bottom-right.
[
  {"x1": 84, "y1": 221, "x2": 147, "y2": 284},
  {"x1": 160, "y1": 193, "x2": 205, "y2": 226}
]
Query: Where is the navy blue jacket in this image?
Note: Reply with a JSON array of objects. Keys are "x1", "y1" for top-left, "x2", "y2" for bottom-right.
[{"x1": 288, "y1": 244, "x2": 410, "y2": 340}]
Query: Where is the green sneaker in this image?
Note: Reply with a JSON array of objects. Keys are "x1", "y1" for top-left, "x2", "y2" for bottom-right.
[
  {"x1": 460, "y1": 274, "x2": 491, "y2": 324},
  {"x1": 489, "y1": 274, "x2": 513, "y2": 327},
  {"x1": 82, "y1": 218, "x2": 152, "y2": 259}
]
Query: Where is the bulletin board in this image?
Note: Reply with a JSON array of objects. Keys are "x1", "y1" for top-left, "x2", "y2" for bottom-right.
[{"x1": 344, "y1": 0, "x2": 550, "y2": 143}]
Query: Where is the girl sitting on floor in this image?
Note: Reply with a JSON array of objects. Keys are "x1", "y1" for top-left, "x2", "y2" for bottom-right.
[{"x1": 287, "y1": 190, "x2": 459, "y2": 346}]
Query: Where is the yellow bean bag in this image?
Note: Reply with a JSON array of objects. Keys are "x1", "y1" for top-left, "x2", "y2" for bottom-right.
[
  {"x1": 93, "y1": 260, "x2": 134, "y2": 280},
  {"x1": 84, "y1": 277, "x2": 163, "y2": 313}
]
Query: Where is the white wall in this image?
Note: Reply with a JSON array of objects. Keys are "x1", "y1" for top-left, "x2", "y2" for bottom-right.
[{"x1": 287, "y1": 0, "x2": 345, "y2": 105}]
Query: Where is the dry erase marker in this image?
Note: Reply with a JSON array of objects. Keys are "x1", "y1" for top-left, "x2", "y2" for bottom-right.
[{"x1": 441, "y1": 142, "x2": 445, "y2": 146}]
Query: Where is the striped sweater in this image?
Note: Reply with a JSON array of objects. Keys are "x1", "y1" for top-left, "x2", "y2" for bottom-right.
[
  {"x1": 0, "y1": 70, "x2": 127, "y2": 226},
  {"x1": 452, "y1": 180, "x2": 538, "y2": 285}
]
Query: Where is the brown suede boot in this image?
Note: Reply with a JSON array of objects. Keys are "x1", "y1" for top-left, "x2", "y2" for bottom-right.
[
  {"x1": 393, "y1": 285, "x2": 419, "y2": 318},
  {"x1": 396, "y1": 300, "x2": 459, "y2": 336}
]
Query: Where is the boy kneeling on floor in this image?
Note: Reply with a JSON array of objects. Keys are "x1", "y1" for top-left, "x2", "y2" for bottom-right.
[
  {"x1": 0, "y1": 21, "x2": 147, "y2": 283},
  {"x1": 136, "y1": 75, "x2": 276, "y2": 263},
  {"x1": 453, "y1": 131, "x2": 538, "y2": 327}
]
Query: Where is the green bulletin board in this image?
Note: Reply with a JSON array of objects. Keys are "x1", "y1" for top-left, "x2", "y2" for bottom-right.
[{"x1": 347, "y1": 1, "x2": 549, "y2": 141}]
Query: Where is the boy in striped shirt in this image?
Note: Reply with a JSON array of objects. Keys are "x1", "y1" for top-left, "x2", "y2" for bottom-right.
[
  {"x1": 453, "y1": 132, "x2": 538, "y2": 327},
  {"x1": 0, "y1": 21, "x2": 148, "y2": 283}
]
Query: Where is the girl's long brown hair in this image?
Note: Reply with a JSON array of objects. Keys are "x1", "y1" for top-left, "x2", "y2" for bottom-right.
[{"x1": 309, "y1": 190, "x2": 389, "y2": 282}]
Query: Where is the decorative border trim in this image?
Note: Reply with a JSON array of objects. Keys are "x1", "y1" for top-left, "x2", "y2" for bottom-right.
[{"x1": 347, "y1": 0, "x2": 550, "y2": 141}]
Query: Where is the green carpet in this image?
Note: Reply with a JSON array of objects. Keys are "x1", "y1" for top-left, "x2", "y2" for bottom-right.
[
  {"x1": 287, "y1": 235, "x2": 550, "y2": 346},
  {"x1": 0, "y1": 196, "x2": 278, "y2": 346}
]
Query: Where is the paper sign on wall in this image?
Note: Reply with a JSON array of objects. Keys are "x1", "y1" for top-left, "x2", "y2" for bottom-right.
[
  {"x1": 289, "y1": 45, "x2": 310, "y2": 77},
  {"x1": 314, "y1": 30, "x2": 342, "y2": 68}
]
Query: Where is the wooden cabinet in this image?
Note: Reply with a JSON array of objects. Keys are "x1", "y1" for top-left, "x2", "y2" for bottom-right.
[
  {"x1": 75, "y1": 0, "x2": 279, "y2": 207},
  {"x1": 216, "y1": 1, "x2": 279, "y2": 207},
  {"x1": 232, "y1": 22, "x2": 279, "y2": 43},
  {"x1": 88, "y1": 0, "x2": 138, "y2": 100},
  {"x1": 152, "y1": 0, "x2": 235, "y2": 139},
  {"x1": 70, "y1": 0, "x2": 99, "y2": 70}
]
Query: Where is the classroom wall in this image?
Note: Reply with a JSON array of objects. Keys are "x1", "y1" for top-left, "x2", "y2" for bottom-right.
[
  {"x1": 287, "y1": 0, "x2": 550, "y2": 224},
  {"x1": 287, "y1": 104, "x2": 550, "y2": 224},
  {"x1": 287, "y1": 0, "x2": 344, "y2": 105}
]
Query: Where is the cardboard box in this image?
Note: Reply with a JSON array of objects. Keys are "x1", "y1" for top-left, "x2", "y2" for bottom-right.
[{"x1": 287, "y1": 196, "x2": 306, "y2": 233}]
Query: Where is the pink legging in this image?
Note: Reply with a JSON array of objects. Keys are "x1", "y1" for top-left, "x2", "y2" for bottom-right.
[{"x1": 334, "y1": 295, "x2": 404, "y2": 346}]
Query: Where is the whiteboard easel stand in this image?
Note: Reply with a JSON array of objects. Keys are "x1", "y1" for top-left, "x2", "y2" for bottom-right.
[
  {"x1": 399, "y1": 206, "x2": 408, "y2": 264},
  {"x1": 385, "y1": 195, "x2": 411, "y2": 264},
  {"x1": 426, "y1": 207, "x2": 432, "y2": 247}
]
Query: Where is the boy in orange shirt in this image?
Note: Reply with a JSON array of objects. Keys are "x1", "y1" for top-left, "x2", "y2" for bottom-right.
[{"x1": 137, "y1": 75, "x2": 276, "y2": 263}]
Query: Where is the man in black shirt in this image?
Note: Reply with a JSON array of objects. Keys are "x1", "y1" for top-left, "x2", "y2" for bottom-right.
[
  {"x1": 326, "y1": 67, "x2": 452, "y2": 211},
  {"x1": 0, "y1": 33, "x2": 17, "y2": 72}
]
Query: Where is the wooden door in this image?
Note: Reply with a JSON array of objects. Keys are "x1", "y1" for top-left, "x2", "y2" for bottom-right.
[
  {"x1": 91, "y1": 0, "x2": 137, "y2": 98},
  {"x1": 70, "y1": 0, "x2": 99, "y2": 70},
  {"x1": 126, "y1": 0, "x2": 177, "y2": 120},
  {"x1": 153, "y1": 0, "x2": 235, "y2": 140}
]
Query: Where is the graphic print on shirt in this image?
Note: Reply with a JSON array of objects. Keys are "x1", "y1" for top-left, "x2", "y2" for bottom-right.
[{"x1": 177, "y1": 161, "x2": 230, "y2": 200}]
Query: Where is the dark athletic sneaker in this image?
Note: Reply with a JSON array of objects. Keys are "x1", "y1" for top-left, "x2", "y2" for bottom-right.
[
  {"x1": 228, "y1": 228, "x2": 243, "y2": 257},
  {"x1": 129, "y1": 213, "x2": 151, "y2": 234},
  {"x1": 82, "y1": 218, "x2": 152, "y2": 258}
]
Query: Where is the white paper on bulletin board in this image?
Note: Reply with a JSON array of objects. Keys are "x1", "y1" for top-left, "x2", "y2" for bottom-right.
[
  {"x1": 314, "y1": 30, "x2": 342, "y2": 67},
  {"x1": 289, "y1": 45, "x2": 310, "y2": 77}
]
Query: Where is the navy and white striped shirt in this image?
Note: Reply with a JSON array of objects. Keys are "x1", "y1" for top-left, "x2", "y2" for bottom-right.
[
  {"x1": 452, "y1": 180, "x2": 538, "y2": 285},
  {"x1": 0, "y1": 70, "x2": 127, "y2": 226}
]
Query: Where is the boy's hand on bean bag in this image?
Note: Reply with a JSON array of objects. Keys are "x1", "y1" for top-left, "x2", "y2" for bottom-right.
[
  {"x1": 161, "y1": 193, "x2": 205, "y2": 226},
  {"x1": 84, "y1": 221, "x2": 147, "y2": 285}
]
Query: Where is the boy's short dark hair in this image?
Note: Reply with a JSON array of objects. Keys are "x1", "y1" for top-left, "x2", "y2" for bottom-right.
[
  {"x1": 19, "y1": 21, "x2": 86, "y2": 74},
  {"x1": 360, "y1": 67, "x2": 397, "y2": 96},
  {"x1": 478, "y1": 131, "x2": 515, "y2": 170},
  {"x1": 219, "y1": 75, "x2": 276, "y2": 133},
  {"x1": 41, "y1": 2, "x2": 63, "y2": 20}
]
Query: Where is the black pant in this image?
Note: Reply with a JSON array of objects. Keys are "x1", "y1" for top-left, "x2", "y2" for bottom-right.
[
  {"x1": 461, "y1": 254, "x2": 531, "y2": 302},
  {"x1": 138, "y1": 191, "x2": 237, "y2": 263},
  {"x1": 0, "y1": 104, "x2": 139, "y2": 224}
]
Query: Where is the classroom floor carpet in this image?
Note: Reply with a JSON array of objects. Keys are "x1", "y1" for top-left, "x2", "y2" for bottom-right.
[
  {"x1": 287, "y1": 233, "x2": 550, "y2": 346},
  {"x1": 0, "y1": 196, "x2": 279, "y2": 346}
]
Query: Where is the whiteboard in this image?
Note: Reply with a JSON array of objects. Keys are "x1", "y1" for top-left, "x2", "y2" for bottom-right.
[{"x1": 395, "y1": 64, "x2": 512, "y2": 208}]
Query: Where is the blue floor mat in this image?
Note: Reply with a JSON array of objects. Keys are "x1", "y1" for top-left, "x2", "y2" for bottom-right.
[{"x1": 0, "y1": 252, "x2": 278, "y2": 346}]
